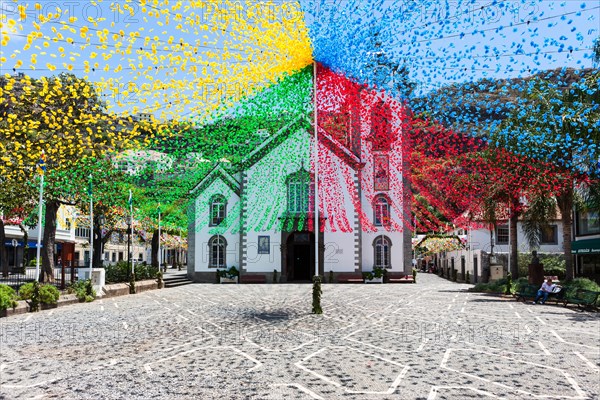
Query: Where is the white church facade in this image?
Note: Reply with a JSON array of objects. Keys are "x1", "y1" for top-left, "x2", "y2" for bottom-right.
[{"x1": 187, "y1": 68, "x2": 412, "y2": 282}]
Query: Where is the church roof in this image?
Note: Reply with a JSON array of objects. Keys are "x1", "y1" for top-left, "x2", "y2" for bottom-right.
[
  {"x1": 189, "y1": 164, "x2": 240, "y2": 197},
  {"x1": 235, "y1": 115, "x2": 312, "y2": 170}
]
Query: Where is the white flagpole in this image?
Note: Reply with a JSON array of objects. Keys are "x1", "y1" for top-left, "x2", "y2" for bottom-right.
[
  {"x1": 35, "y1": 173, "x2": 44, "y2": 282},
  {"x1": 313, "y1": 60, "x2": 319, "y2": 278},
  {"x1": 129, "y1": 190, "x2": 134, "y2": 275},
  {"x1": 158, "y1": 206, "x2": 161, "y2": 271},
  {"x1": 507, "y1": 206, "x2": 510, "y2": 276},
  {"x1": 89, "y1": 174, "x2": 93, "y2": 279}
]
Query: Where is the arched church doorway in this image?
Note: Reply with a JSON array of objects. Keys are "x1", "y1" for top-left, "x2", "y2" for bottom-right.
[{"x1": 286, "y1": 231, "x2": 315, "y2": 282}]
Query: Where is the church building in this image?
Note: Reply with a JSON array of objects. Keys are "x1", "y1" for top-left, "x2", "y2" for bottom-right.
[{"x1": 187, "y1": 66, "x2": 412, "y2": 282}]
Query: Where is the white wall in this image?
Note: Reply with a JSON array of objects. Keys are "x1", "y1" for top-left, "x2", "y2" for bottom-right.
[
  {"x1": 466, "y1": 221, "x2": 564, "y2": 254},
  {"x1": 194, "y1": 178, "x2": 240, "y2": 272},
  {"x1": 358, "y1": 94, "x2": 406, "y2": 273},
  {"x1": 324, "y1": 231, "x2": 356, "y2": 272},
  {"x1": 244, "y1": 231, "x2": 281, "y2": 272},
  {"x1": 244, "y1": 128, "x2": 310, "y2": 232},
  {"x1": 442, "y1": 249, "x2": 486, "y2": 282}
]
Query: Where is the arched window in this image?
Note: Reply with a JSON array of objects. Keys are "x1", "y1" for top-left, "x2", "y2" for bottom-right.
[
  {"x1": 373, "y1": 235, "x2": 391, "y2": 268},
  {"x1": 373, "y1": 195, "x2": 390, "y2": 227},
  {"x1": 209, "y1": 235, "x2": 227, "y2": 268},
  {"x1": 287, "y1": 170, "x2": 310, "y2": 213},
  {"x1": 209, "y1": 195, "x2": 226, "y2": 226}
]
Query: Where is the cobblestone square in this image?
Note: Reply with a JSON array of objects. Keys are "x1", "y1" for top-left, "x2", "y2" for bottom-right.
[{"x1": 1, "y1": 274, "x2": 599, "y2": 399}]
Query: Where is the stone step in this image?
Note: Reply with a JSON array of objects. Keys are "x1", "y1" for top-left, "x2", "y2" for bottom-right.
[
  {"x1": 165, "y1": 280, "x2": 195, "y2": 288},
  {"x1": 163, "y1": 273, "x2": 193, "y2": 288}
]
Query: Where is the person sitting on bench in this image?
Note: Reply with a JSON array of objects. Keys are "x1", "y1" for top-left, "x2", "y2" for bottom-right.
[{"x1": 533, "y1": 278, "x2": 559, "y2": 305}]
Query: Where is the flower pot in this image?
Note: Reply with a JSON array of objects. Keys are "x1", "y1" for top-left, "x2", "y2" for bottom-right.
[
  {"x1": 364, "y1": 277, "x2": 383, "y2": 283},
  {"x1": 220, "y1": 276, "x2": 238, "y2": 284}
]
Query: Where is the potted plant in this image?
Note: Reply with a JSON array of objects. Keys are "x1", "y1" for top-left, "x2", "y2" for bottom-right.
[
  {"x1": 219, "y1": 266, "x2": 239, "y2": 283},
  {"x1": 363, "y1": 267, "x2": 384, "y2": 283}
]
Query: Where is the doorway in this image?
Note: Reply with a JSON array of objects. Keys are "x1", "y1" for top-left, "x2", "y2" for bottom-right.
[{"x1": 286, "y1": 232, "x2": 315, "y2": 282}]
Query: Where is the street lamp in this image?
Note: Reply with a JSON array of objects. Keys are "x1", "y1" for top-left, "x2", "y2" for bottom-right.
[{"x1": 127, "y1": 215, "x2": 133, "y2": 278}]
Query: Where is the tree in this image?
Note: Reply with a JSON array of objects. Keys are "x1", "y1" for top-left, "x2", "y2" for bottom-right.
[
  {"x1": 492, "y1": 72, "x2": 600, "y2": 280},
  {"x1": 0, "y1": 73, "x2": 145, "y2": 282}
]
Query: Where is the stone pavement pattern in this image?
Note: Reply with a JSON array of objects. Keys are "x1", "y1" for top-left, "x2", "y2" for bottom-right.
[{"x1": 0, "y1": 274, "x2": 598, "y2": 399}]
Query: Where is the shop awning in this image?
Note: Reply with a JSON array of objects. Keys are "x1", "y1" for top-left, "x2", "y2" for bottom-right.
[{"x1": 571, "y1": 238, "x2": 600, "y2": 254}]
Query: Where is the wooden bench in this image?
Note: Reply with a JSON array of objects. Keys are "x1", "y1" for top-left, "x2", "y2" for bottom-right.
[
  {"x1": 514, "y1": 284, "x2": 539, "y2": 302},
  {"x1": 515, "y1": 283, "x2": 565, "y2": 305},
  {"x1": 387, "y1": 273, "x2": 415, "y2": 283},
  {"x1": 563, "y1": 289, "x2": 600, "y2": 310},
  {"x1": 240, "y1": 275, "x2": 267, "y2": 284},
  {"x1": 337, "y1": 273, "x2": 363, "y2": 283}
]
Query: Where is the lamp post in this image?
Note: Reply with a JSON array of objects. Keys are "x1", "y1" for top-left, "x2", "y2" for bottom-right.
[{"x1": 127, "y1": 215, "x2": 133, "y2": 278}]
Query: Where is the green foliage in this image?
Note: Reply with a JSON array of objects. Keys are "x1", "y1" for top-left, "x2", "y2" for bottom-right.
[
  {"x1": 514, "y1": 277, "x2": 529, "y2": 292},
  {"x1": 312, "y1": 275, "x2": 323, "y2": 314},
  {"x1": 18, "y1": 283, "x2": 33, "y2": 299},
  {"x1": 38, "y1": 285, "x2": 60, "y2": 305},
  {"x1": 218, "y1": 266, "x2": 239, "y2": 279},
  {"x1": 105, "y1": 261, "x2": 159, "y2": 284},
  {"x1": 105, "y1": 261, "x2": 131, "y2": 283},
  {"x1": 21, "y1": 282, "x2": 59, "y2": 309},
  {"x1": 373, "y1": 266, "x2": 384, "y2": 278},
  {"x1": 135, "y1": 263, "x2": 160, "y2": 281},
  {"x1": 518, "y1": 252, "x2": 565, "y2": 280},
  {"x1": 0, "y1": 284, "x2": 18, "y2": 311},
  {"x1": 412, "y1": 268, "x2": 417, "y2": 283},
  {"x1": 68, "y1": 279, "x2": 96, "y2": 302},
  {"x1": 561, "y1": 278, "x2": 600, "y2": 300},
  {"x1": 469, "y1": 278, "x2": 509, "y2": 294},
  {"x1": 521, "y1": 196, "x2": 557, "y2": 249},
  {"x1": 362, "y1": 271, "x2": 374, "y2": 280}
]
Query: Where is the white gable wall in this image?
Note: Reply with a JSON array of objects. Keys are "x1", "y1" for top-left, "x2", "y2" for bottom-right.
[
  {"x1": 243, "y1": 128, "x2": 309, "y2": 272},
  {"x1": 193, "y1": 178, "x2": 240, "y2": 273}
]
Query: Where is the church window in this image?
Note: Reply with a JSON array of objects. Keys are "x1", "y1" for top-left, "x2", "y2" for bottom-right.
[
  {"x1": 209, "y1": 235, "x2": 227, "y2": 268},
  {"x1": 373, "y1": 235, "x2": 391, "y2": 268},
  {"x1": 287, "y1": 171, "x2": 310, "y2": 213},
  {"x1": 210, "y1": 195, "x2": 226, "y2": 226},
  {"x1": 373, "y1": 154, "x2": 389, "y2": 191},
  {"x1": 374, "y1": 195, "x2": 390, "y2": 227}
]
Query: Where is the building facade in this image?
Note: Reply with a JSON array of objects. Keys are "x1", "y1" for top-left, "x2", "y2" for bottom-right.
[
  {"x1": 188, "y1": 68, "x2": 412, "y2": 282},
  {"x1": 572, "y1": 207, "x2": 600, "y2": 283}
]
